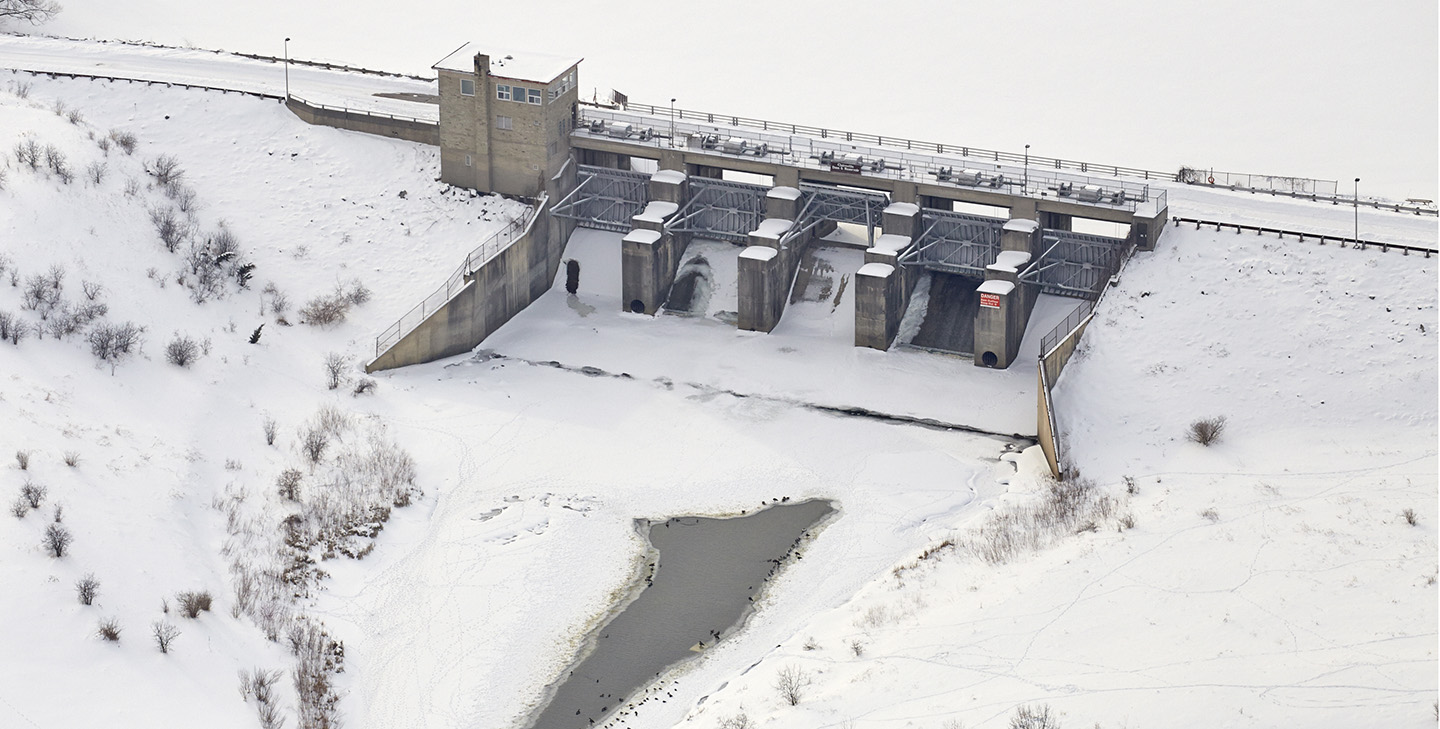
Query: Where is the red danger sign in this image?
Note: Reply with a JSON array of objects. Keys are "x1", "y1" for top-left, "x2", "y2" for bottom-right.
[{"x1": 980, "y1": 292, "x2": 1001, "y2": 308}]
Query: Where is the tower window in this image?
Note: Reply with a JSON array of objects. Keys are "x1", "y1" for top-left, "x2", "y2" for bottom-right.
[{"x1": 460, "y1": 78, "x2": 475, "y2": 96}]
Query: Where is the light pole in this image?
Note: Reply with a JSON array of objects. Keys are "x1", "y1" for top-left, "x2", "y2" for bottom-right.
[
  {"x1": 284, "y1": 37, "x2": 291, "y2": 100},
  {"x1": 1353, "y1": 177, "x2": 1360, "y2": 245},
  {"x1": 1023, "y1": 143, "x2": 1030, "y2": 192},
  {"x1": 669, "y1": 97, "x2": 676, "y2": 147}
]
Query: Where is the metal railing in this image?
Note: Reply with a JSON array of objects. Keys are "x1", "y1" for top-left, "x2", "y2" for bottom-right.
[
  {"x1": 601, "y1": 100, "x2": 1178, "y2": 183},
  {"x1": 287, "y1": 94, "x2": 436, "y2": 125},
  {"x1": 1039, "y1": 299, "x2": 1097, "y2": 357},
  {"x1": 372, "y1": 196, "x2": 546, "y2": 358},
  {"x1": 1170, "y1": 217, "x2": 1435, "y2": 257},
  {"x1": 576, "y1": 108, "x2": 1166, "y2": 214}
]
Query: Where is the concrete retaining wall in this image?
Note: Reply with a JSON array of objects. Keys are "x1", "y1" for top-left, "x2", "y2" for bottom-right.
[
  {"x1": 366, "y1": 203, "x2": 553, "y2": 372},
  {"x1": 286, "y1": 97, "x2": 439, "y2": 146},
  {"x1": 1036, "y1": 312, "x2": 1093, "y2": 478}
]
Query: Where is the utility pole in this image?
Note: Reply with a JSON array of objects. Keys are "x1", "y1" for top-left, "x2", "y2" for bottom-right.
[
  {"x1": 284, "y1": 37, "x2": 292, "y2": 100},
  {"x1": 1024, "y1": 143, "x2": 1031, "y2": 192},
  {"x1": 1354, "y1": 177, "x2": 1360, "y2": 245},
  {"x1": 669, "y1": 98, "x2": 676, "y2": 147}
]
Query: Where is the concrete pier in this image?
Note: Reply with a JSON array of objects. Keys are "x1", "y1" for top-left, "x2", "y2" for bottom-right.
[
  {"x1": 621, "y1": 170, "x2": 690, "y2": 314},
  {"x1": 854, "y1": 202, "x2": 922, "y2": 350}
]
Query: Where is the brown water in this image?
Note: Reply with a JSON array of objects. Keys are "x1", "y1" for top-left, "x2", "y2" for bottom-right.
[{"x1": 524, "y1": 499, "x2": 834, "y2": 729}]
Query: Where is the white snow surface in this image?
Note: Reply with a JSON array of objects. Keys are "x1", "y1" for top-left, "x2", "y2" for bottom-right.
[{"x1": 0, "y1": 34, "x2": 1435, "y2": 729}]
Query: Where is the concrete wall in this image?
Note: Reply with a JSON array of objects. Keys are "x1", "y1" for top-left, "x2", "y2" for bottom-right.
[
  {"x1": 366, "y1": 202, "x2": 554, "y2": 372},
  {"x1": 1036, "y1": 311, "x2": 1095, "y2": 478},
  {"x1": 285, "y1": 98, "x2": 439, "y2": 146}
]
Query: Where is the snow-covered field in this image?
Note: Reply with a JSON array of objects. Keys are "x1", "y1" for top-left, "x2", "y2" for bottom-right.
[{"x1": 1, "y1": 19, "x2": 1436, "y2": 729}]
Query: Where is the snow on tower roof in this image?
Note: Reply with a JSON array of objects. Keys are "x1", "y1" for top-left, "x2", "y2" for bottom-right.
[{"x1": 433, "y1": 42, "x2": 581, "y2": 83}]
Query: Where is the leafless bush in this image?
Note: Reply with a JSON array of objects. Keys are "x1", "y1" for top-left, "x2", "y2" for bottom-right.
[
  {"x1": 88, "y1": 321, "x2": 145, "y2": 373},
  {"x1": 242, "y1": 668, "x2": 286, "y2": 729},
  {"x1": 152, "y1": 620, "x2": 180, "y2": 653},
  {"x1": 10, "y1": 81, "x2": 32, "y2": 99},
  {"x1": 344, "y1": 279, "x2": 371, "y2": 306},
  {"x1": 42, "y1": 304, "x2": 84, "y2": 340},
  {"x1": 20, "y1": 273, "x2": 60, "y2": 315},
  {"x1": 82, "y1": 160, "x2": 107, "y2": 185},
  {"x1": 66, "y1": 108, "x2": 83, "y2": 125},
  {"x1": 51, "y1": 99, "x2": 65, "y2": 116},
  {"x1": 1187, "y1": 416, "x2": 1227, "y2": 446},
  {"x1": 97, "y1": 617, "x2": 122, "y2": 641},
  {"x1": 774, "y1": 665, "x2": 812, "y2": 706},
  {"x1": 263, "y1": 282, "x2": 290, "y2": 320},
  {"x1": 313, "y1": 404, "x2": 351, "y2": 441},
  {"x1": 0, "y1": 311, "x2": 21, "y2": 345},
  {"x1": 123, "y1": 176, "x2": 141, "y2": 196},
  {"x1": 52, "y1": 503, "x2": 63, "y2": 523},
  {"x1": 0, "y1": 167, "x2": 6, "y2": 191},
  {"x1": 150, "y1": 206, "x2": 190, "y2": 252},
  {"x1": 177, "y1": 590, "x2": 214, "y2": 618},
  {"x1": 1199, "y1": 507, "x2": 1219, "y2": 523},
  {"x1": 80, "y1": 279, "x2": 103, "y2": 301},
  {"x1": 16, "y1": 450, "x2": 32, "y2": 471},
  {"x1": 299, "y1": 290, "x2": 351, "y2": 327},
  {"x1": 965, "y1": 477, "x2": 1121, "y2": 565},
  {"x1": 1403, "y1": 508, "x2": 1418, "y2": 526},
  {"x1": 43, "y1": 145, "x2": 71, "y2": 183},
  {"x1": 63, "y1": 450, "x2": 80, "y2": 467},
  {"x1": 352, "y1": 378, "x2": 376, "y2": 396},
  {"x1": 96, "y1": 135, "x2": 110, "y2": 154},
  {"x1": 324, "y1": 352, "x2": 348, "y2": 390},
  {"x1": 146, "y1": 154, "x2": 184, "y2": 186},
  {"x1": 14, "y1": 139, "x2": 40, "y2": 170},
  {"x1": 166, "y1": 333, "x2": 200, "y2": 366},
  {"x1": 290, "y1": 619, "x2": 344, "y2": 729},
  {"x1": 718, "y1": 714, "x2": 752, "y2": 729},
  {"x1": 278, "y1": 468, "x2": 303, "y2": 501},
  {"x1": 21, "y1": 481, "x2": 45, "y2": 508},
  {"x1": 76, "y1": 573, "x2": 100, "y2": 605},
  {"x1": 109, "y1": 130, "x2": 137, "y2": 155},
  {"x1": 9, "y1": 497, "x2": 27, "y2": 518},
  {"x1": 44, "y1": 523, "x2": 73, "y2": 557},
  {"x1": 263, "y1": 415, "x2": 278, "y2": 446},
  {"x1": 167, "y1": 180, "x2": 198, "y2": 213},
  {"x1": 1008, "y1": 704, "x2": 1059, "y2": 729},
  {"x1": 301, "y1": 428, "x2": 329, "y2": 467}
]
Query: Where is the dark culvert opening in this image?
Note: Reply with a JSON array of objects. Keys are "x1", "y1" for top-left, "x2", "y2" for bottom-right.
[
  {"x1": 981, "y1": 351, "x2": 998, "y2": 367},
  {"x1": 630, "y1": 299, "x2": 646, "y2": 314}
]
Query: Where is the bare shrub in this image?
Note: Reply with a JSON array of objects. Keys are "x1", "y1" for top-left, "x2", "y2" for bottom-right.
[
  {"x1": 63, "y1": 450, "x2": 80, "y2": 467},
  {"x1": 324, "y1": 352, "x2": 348, "y2": 390},
  {"x1": 0, "y1": 312, "x2": 23, "y2": 345},
  {"x1": 1403, "y1": 508, "x2": 1418, "y2": 526},
  {"x1": 1199, "y1": 508, "x2": 1219, "y2": 523},
  {"x1": 9, "y1": 497, "x2": 27, "y2": 518},
  {"x1": 290, "y1": 619, "x2": 344, "y2": 728},
  {"x1": 243, "y1": 668, "x2": 285, "y2": 729},
  {"x1": 1008, "y1": 704, "x2": 1059, "y2": 729},
  {"x1": 152, "y1": 620, "x2": 180, "y2": 653},
  {"x1": 96, "y1": 135, "x2": 110, "y2": 154},
  {"x1": 88, "y1": 321, "x2": 145, "y2": 374},
  {"x1": 66, "y1": 108, "x2": 83, "y2": 125},
  {"x1": 76, "y1": 573, "x2": 100, "y2": 605},
  {"x1": 146, "y1": 154, "x2": 184, "y2": 186},
  {"x1": 43, "y1": 145, "x2": 71, "y2": 183},
  {"x1": 21, "y1": 481, "x2": 45, "y2": 508},
  {"x1": 177, "y1": 590, "x2": 214, "y2": 618},
  {"x1": 299, "y1": 290, "x2": 351, "y2": 327},
  {"x1": 301, "y1": 428, "x2": 329, "y2": 467},
  {"x1": 123, "y1": 176, "x2": 141, "y2": 196},
  {"x1": 20, "y1": 273, "x2": 60, "y2": 315},
  {"x1": 85, "y1": 160, "x2": 106, "y2": 185},
  {"x1": 718, "y1": 714, "x2": 752, "y2": 729},
  {"x1": 263, "y1": 282, "x2": 290, "y2": 320},
  {"x1": 97, "y1": 617, "x2": 122, "y2": 642},
  {"x1": 10, "y1": 81, "x2": 32, "y2": 99},
  {"x1": 44, "y1": 523, "x2": 73, "y2": 557},
  {"x1": 1187, "y1": 416, "x2": 1227, "y2": 446},
  {"x1": 352, "y1": 378, "x2": 376, "y2": 396},
  {"x1": 14, "y1": 139, "x2": 40, "y2": 170},
  {"x1": 774, "y1": 665, "x2": 812, "y2": 706},
  {"x1": 50, "y1": 99, "x2": 64, "y2": 116},
  {"x1": 81, "y1": 280, "x2": 103, "y2": 301},
  {"x1": 849, "y1": 639, "x2": 864, "y2": 657},
  {"x1": 15, "y1": 449, "x2": 31, "y2": 470},
  {"x1": 965, "y1": 477, "x2": 1121, "y2": 565},
  {"x1": 277, "y1": 468, "x2": 304, "y2": 501},
  {"x1": 109, "y1": 130, "x2": 137, "y2": 155},
  {"x1": 0, "y1": 168, "x2": 6, "y2": 191},
  {"x1": 150, "y1": 206, "x2": 190, "y2": 252},
  {"x1": 167, "y1": 181, "x2": 198, "y2": 213},
  {"x1": 344, "y1": 278, "x2": 371, "y2": 306},
  {"x1": 263, "y1": 415, "x2": 278, "y2": 446},
  {"x1": 166, "y1": 333, "x2": 200, "y2": 366}
]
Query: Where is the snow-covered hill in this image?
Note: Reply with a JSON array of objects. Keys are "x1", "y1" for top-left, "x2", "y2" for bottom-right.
[{"x1": 0, "y1": 47, "x2": 1435, "y2": 729}]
